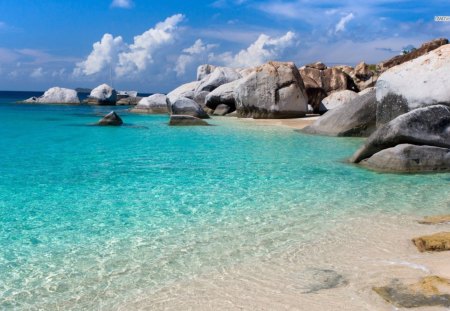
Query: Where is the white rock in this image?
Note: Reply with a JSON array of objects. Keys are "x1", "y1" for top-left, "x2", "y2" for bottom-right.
[
  {"x1": 196, "y1": 67, "x2": 242, "y2": 93},
  {"x1": 321, "y1": 90, "x2": 358, "y2": 110},
  {"x1": 197, "y1": 64, "x2": 216, "y2": 81},
  {"x1": 24, "y1": 87, "x2": 79, "y2": 104},
  {"x1": 89, "y1": 84, "x2": 117, "y2": 103},
  {"x1": 131, "y1": 94, "x2": 168, "y2": 114},
  {"x1": 167, "y1": 81, "x2": 200, "y2": 104},
  {"x1": 359, "y1": 87, "x2": 375, "y2": 96}
]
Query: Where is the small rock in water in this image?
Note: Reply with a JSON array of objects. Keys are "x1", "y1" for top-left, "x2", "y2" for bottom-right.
[
  {"x1": 373, "y1": 276, "x2": 450, "y2": 308},
  {"x1": 412, "y1": 232, "x2": 450, "y2": 252},
  {"x1": 169, "y1": 115, "x2": 209, "y2": 126},
  {"x1": 296, "y1": 268, "x2": 347, "y2": 293},
  {"x1": 97, "y1": 111, "x2": 123, "y2": 126},
  {"x1": 418, "y1": 215, "x2": 450, "y2": 225}
]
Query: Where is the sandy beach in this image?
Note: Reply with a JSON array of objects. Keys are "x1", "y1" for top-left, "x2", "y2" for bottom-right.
[{"x1": 221, "y1": 115, "x2": 321, "y2": 130}]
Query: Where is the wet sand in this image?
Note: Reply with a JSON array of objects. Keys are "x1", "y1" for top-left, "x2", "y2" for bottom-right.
[{"x1": 122, "y1": 213, "x2": 450, "y2": 310}]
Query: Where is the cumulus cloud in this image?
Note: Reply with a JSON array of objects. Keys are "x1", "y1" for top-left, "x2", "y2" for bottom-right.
[
  {"x1": 111, "y1": 0, "x2": 134, "y2": 9},
  {"x1": 175, "y1": 39, "x2": 218, "y2": 76},
  {"x1": 74, "y1": 14, "x2": 184, "y2": 78},
  {"x1": 214, "y1": 31, "x2": 297, "y2": 67},
  {"x1": 335, "y1": 13, "x2": 355, "y2": 33}
]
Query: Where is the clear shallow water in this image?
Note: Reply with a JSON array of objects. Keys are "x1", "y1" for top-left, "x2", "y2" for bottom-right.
[{"x1": 0, "y1": 93, "x2": 449, "y2": 309}]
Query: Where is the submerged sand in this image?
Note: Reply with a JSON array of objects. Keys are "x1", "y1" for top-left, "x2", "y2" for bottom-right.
[
  {"x1": 120, "y1": 213, "x2": 450, "y2": 311},
  {"x1": 216, "y1": 115, "x2": 320, "y2": 130}
]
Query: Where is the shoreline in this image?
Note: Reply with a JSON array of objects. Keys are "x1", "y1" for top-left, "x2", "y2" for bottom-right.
[
  {"x1": 123, "y1": 212, "x2": 450, "y2": 310},
  {"x1": 213, "y1": 115, "x2": 320, "y2": 130}
]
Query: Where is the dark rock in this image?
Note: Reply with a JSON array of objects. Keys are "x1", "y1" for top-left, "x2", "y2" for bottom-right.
[
  {"x1": 302, "y1": 89, "x2": 377, "y2": 137},
  {"x1": 205, "y1": 80, "x2": 239, "y2": 111},
  {"x1": 350, "y1": 105, "x2": 450, "y2": 163},
  {"x1": 97, "y1": 111, "x2": 123, "y2": 126},
  {"x1": 168, "y1": 97, "x2": 210, "y2": 119},
  {"x1": 360, "y1": 144, "x2": 450, "y2": 173},
  {"x1": 169, "y1": 115, "x2": 209, "y2": 126},
  {"x1": 302, "y1": 75, "x2": 327, "y2": 114}
]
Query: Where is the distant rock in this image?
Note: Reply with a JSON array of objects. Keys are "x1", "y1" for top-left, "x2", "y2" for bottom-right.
[
  {"x1": 305, "y1": 61, "x2": 327, "y2": 70},
  {"x1": 195, "y1": 66, "x2": 242, "y2": 93},
  {"x1": 360, "y1": 144, "x2": 450, "y2": 173},
  {"x1": 168, "y1": 97, "x2": 209, "y2": 119},
  {"x1": 373, "y1": 276, "x2": 450, "y2": 308},
  {"x1": 97, "y1": 111, "x2": 123, "y2": 126},
  {"x1": 88, "y1": 84, "x2": 117, "y2": 105},
  {"x1": 350, "y1": 105, "x2": 450, "y2": 163},
  {"x1": 205, "y1": 79, "x2": 240, "y2": 112},
  {"x1": 197, "y1": 64, "x2": 216, "y2": 81},
  {"x1": 412, "y1": 232, "x2": 450, "y2": 252},
  {"x1": 235, "y1": 61, "x2": 308, "y2": 118},
  {"x1": 302, "y1": 89, "x2": 377, "y2": 137},
  {"x1": 130, "y1": 94, "x2": 168, "y2": 114},
  {"x1": 302, "y1": 75, "x2": 327, "y2": 114},
  {"x1": 169, "y1": 115, "x2": 209, "y2": 126},
  {"x1": 116, "y1": 97, "x2": 141, "y2": 105},
  {"x1": 213, "y1": 104, "x2": 231, "y2": 116},
  {"x1": 321, "y1": 90, "x2": 358, "y2": 111},
  {"x1": 376, "y1": 44, "x2": 450, "y2": 126},
  {"x1": 23, "y1": 87, "x2": 80, "y2": 104},
  {"x1": 166, "y1": 81, "x2": 200, "y2": 104},
  {"x1": 378, "y1": 38, "x2": 449, "y2": 71}
]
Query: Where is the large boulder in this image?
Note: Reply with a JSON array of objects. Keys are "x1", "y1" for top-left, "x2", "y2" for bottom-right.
[
  {"x1": 197, "y1": 64, "x2": 216, "y2": 81},
  {"x1": 378, "y1": 38, "x2": 449, "y2": 71},
  {"x1": 376, "y1": 44, "x2": 450, "y2": 126},
  {"x1": 321, "y1": 90, "x2": 358, "y2": 111},
  {"x1": 302, "y1": 75, "x2": 327, "y2": 113},
  {"x1": 97, "y1": 111, "x2": 123, "y2": 126},
  {"x1": 23, "y1": 87, "x2": 80, "y2": 104},
  {"x1": 350, "y1": 105, "x2": 450, "y2": 163},
  {"x1": 360, "y1": 144, "x2": 450, "y2": 173},
  {"x1": 166, "y1": 81, "x2": 200, "y2": 104},
  {"x1": 412, "y1": 232, "x2": 450, "y2": 252},
  {"x1": 168, "y1": 97, "x2": 209, "y2": 119},
  {"x1": 302, "y1": 89, "x2": 377, "y2": 137},
  {"x1": 195, "y1": 67, "x2": 242, "y2": 93},
  {"x1": 130, "y1": 94, "x2": 168, "y2": 114},
  {"x1": 322, "y1": 68, "x2": 358, "y2": 94},
  {"x1": 88, "y1": 84, "x2": 117, "y2": 105},
  {"x1": 235, "y1": 61, "x2": 308, "y2": 119},
  {"x1": 169, "y1": 115, "x2": 209, "y2": 126},
  {"x1": 205, "y1": 79, "x2": 240, "y2": 111}
]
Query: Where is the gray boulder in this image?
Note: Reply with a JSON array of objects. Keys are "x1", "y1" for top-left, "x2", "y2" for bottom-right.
[
  {"x1": 197, "y1": 64, "x2": 216, "y2": 81},
  {"x1": 131, "y1": 94, "x2": 168, "y2": 114},
  {"x1": 350, "y1": 105, "x2": 450, "y2": 163},
  {"x1": 321, "y1": 90, "x2": 358, "y2": 110},
  {"x1": 235, "y1": 61, "x2": 308, "y2": 119},
  {"x1": 205, "y1": 79, "x2": 240, "y2": 111},
  {"x1": 88, "y1": 84, "x2": 117, "y2": 105},
  {"x1": 23, "y1": 87, "x2": 80, "y2": 104},
  {"x1": 360, "y1": 144, "x2": 450, "y2": 173},
  {"x1": 97, "y1": 111, "x2": 123, "y2": 126},
  {"x1": 213, "y1": 104, "x2": 231, "y2": 116},
  {"x1": 376, "y1": 44, "x2": 450, "y2": 126},
  {"x1": 169, "y1": 115, "x2": 209, "y2": 126},
  {"x1": 167, "y1": 81, "x2": 200, "y2": 104},
  {"x1": 168, "y1": 97, "x2": 209, "y2": 119},
  {"x1": 195, "y1": 67, "x2": 242, "y2": 93},
  {"x1": 302, "y1": 89, "x2": 377, "y2": 137}
]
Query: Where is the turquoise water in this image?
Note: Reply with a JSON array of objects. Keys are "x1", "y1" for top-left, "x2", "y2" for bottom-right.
[{"x1": 0, "y1": 94, "x2": 449, "y2": 309}]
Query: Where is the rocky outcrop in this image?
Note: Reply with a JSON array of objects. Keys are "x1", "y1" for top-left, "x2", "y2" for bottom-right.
[
  {"x1": 302, "y1": 89, "x2": 377, "y2": 137},
  {"x1": 235, "y1": 61, "x2": 308, "y2": 118},
  {"x1": 305, "y1": 61, "x2": 327, "y2": 70},
  {"x1": 360, "y1": 144, "x2": 450, "y2": 173},
  {"x1": 169, "y1": 115, "x2": 209, "y2": 126},
  {"x1": 195, "y1": 67, "x2": 242, "y2": 93},
  {"x1": 168, "y1": 97, "x2": 209, "y2": 119},
  {"x1": 88, "y1": 84, "x2": 117, "y2": 105},
  {"x1": 350, "y1": 105, "x2": 450, "y2": 163},
  {"x1": 302, "y1": 75, "x2": 327, "y2": 114},
  {"x1": 321, "y1": 90, "x2": 358, "y2": 111},
  {"x1": 130, "y1": 94, "x2": 168, "y2": 114},
  {"x1": 376, "y1": 44, "x2": 450, "y2": 126},
  {"x1": 205, "y1": 79, "x2": 240, "y2": 112},
  {"x1": 197, "y1": 64, "x2": 216, "y2": 81},
  {"x1": 166, "y1": 81, "x2": 200, "y2": 104},
  {"x1": 373, "y1": 276, "x2": 450, "y2": 308},
  {"x1": 97, "y1": 111, "x2": 123, "y2": 126},
  {"x1": 116, "y1": 97, "x2": 141, "y2": 105},
  {"x1": 419, "y1": 215, "x2": 450, "y2": 225},
  {"x1": 23, "y1": 87, "x2": 80, "y2": 104},
  {"x1": 378, "y1": 38, "x2": 449, "y2": 71},
  {"x1": 412, "y1": 232, "x2": 450, "y2": 252},
  {"x1": 351, "y1": 62, "x2": 378, "y2": 91}
]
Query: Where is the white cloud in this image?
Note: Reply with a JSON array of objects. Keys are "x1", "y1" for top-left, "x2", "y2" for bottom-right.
[
  {"x1": 175, "y1": 39, "x2": 218, "y2": 76},
  {"x1": 111, "y1": 0, "x2": 134, "y2": 9},
  {"x1": 74, "y1": 14, "x2": 185, "y2": 78},
  {"x1": 335, "y1": 13, "x2": 355, "y2": 33},
  {"x1": 214, "y1": 31, "x2": 298, "y2": 67},
  {"x1": 30, "y1": 67, "x2": 44, "y2": 78}
]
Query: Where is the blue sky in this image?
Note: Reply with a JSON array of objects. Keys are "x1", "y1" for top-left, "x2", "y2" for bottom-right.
[{"x1": 0, "y1": 0, "x2": 448, "y2": 92}]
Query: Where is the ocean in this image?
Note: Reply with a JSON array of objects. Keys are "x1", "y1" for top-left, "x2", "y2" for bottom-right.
[{"x1": 0, "y1": 91, "x2": 449, "y2": 310}]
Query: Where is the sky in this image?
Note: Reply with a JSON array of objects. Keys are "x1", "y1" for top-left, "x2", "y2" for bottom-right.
[{"x1": 0, "y1": 0, "x2": 448, "y2": 92}]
